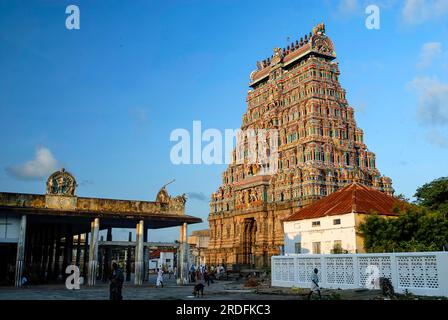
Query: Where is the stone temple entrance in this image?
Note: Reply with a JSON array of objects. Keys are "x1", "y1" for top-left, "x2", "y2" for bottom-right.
[{"x1": 239, "y1": 218, "x2": 256, "y2": 266}]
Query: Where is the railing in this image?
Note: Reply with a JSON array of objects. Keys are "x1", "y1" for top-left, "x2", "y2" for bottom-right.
[{"x1": 271, "y1": 252, "x2": 448, "y2": 297}]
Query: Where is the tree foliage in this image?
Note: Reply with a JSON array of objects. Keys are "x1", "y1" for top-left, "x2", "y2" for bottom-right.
[
  {"x1": 360, "y1": 208, "x2": 448, "y2": 252},
  {"x1": 414, "y1": 177, "x2": 448, "y2": 211},
  {"x1": 360, "y1": 177, "x2": 448, "y2": 253}
]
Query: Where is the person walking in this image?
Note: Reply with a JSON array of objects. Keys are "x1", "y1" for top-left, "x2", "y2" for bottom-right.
[
  {"x1": 189, "y1": 265, "x2": 196, "y2": 283},
  {"x1": 203, "y1": 270, "x2": 211, "y2": 286},
  {"x1": 156, "y1": 267, "x2": 164, "y2": 288},
  {"x1": 195, "y1": 268, "x2": 201, "y2": 282},
  {"x1": 307, "y1": 268, "x2": 322, "y2": 300},
  {"x1": 109, "y1": 262, "x2": 124, "y2": 300}
]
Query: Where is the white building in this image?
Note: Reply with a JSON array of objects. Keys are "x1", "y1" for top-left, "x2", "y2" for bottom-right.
[
  {"x1": 283, "y1": 183, "x2": 403, "y2": 255},
  {"x1": 160, "y1": 251, "x2": 174, "y2": 268},
  {"x1": 188, "y1": 229, "x2": 210, "y2": 266},
  {"x1": 148, "y1": 251, "x2": 175, "y2": 271}
]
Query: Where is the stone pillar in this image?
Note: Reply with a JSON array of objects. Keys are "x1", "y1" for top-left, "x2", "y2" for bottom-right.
[
  {"x1": 134, "y1": 220, "x2": 144, "y2": 285},
  {"x1": 88, "y1": 218, "x2": 100, "y2": 286},
  {"x1": 82, "y1": 233, "x2": 89, "y2": 278},
  {"x1": 33, "y1": 227, "x2": 42, "y2": 272},
  {"x1": 143, "y1": 228, "x2": 148, "y2": 282},
  {"x1": 126, "y1": 232, "x2": 132, "y2": 282},
  {"x1": 14, "y1": 215, "x2": 27, "y2": 287},
  {"x1": 63, "y1": 225, "x2": 73, "y2": 274},
  {"x1": 177, "y1": 222, "x2": 189, "y2": 285},
  {"x1": 47, "y1": 226, "x2": 55, "y2": 280},
  {"x1": 82, "y1": 233, "x2": 88, "y2": 276},
  {"x1": 102, "y1": 227, "x2": 112, "y2": 282},
  {"x1": 41, "y1": 227, "x2": 49, "y2": 281},
  {"x1": 53, "y1": 226, "x2": 62, "y2": 280},
  {"x1": 75, "y1": 234, "x2": 81, "y2": 267},
  {"x1": 24, "y1": 228, "x2": 33, "y2": 272}
]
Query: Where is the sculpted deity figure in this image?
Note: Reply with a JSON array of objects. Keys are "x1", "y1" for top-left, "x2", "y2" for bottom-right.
[
  {"x1": 249, "y1": 190, "x2": 256, "y2": 202},
  {"x1": 67, "y1": 180, "x2": 75, "y2": 196},
  {"x1": 170, "y1": 193, "x2": 187, "y2": 213},
  {"x1": 46, "y1": 168, "x2": 77, "y2": 196},
  {"x1": 240, "y1": 192, "x2": 245, "y2": 204},
  {"x1": 57, "y1": 176, "x2": 66, "y2": 194},
  {"x1": 256, "y1": 188, "x2": 262, "y2": 202},
  {"x1": 268, "y1": 83, "x2": 280, "y2": 103},
  {"x1": 156, "y1": 187, "x2": 170, "y2": 203},
  {"x1": 46, "y1": 178, "x2": 54, "y2": 194}
]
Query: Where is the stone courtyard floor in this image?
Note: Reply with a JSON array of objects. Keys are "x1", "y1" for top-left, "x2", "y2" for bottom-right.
[{"x1": 0, "y1": 274, "x2": 392, "y2": 300}]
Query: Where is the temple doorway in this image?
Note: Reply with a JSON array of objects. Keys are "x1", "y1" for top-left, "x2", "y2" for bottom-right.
[{"x1": 241, "y1": 218, "x2": 256, "y2": 266}]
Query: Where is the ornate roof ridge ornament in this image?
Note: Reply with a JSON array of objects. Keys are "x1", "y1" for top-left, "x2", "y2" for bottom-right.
[
  {"x1": 46, "y1": 168, "x2": 77, "y2": 196},
  {"x1": 156, "y1": 179, "x2": 187, "y2": 215},
  {"x1": 312, "y1": 22, "x2": 326, "y2": 36},
  {"x1": 250, "y1": 22, "x2": 335, "y2": 84},
  {"x1": 156, "y1": 179, "x2": 175, "y2": 203}
]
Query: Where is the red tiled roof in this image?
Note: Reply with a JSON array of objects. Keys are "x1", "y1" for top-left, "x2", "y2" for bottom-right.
[
  {"x1": 284, "y1": 183, "x2": 404, "y2": 221},
  {"x1": 149, "y1": 249, "x2": 177, "y2": 259}
]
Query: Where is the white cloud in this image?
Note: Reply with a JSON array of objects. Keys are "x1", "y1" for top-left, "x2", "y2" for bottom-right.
[
  {"x1": 409, "y1": 77, "x2": 448, "y2": 126},
  {"x1": 339, "y1": 0, "x2": 359, "y2": 14},
  {"x1": 417, "y1": 42, "x2": 442, "y2": 68},
  {"x1": 402, "y1": 0, "x2": 448, "y2": 24},
  {"x1": 426, "y1": 128, "x2": 448, "y2": 148},
  {"x1": 6, "y1": 146, "x2": 59, "y2": 180}
]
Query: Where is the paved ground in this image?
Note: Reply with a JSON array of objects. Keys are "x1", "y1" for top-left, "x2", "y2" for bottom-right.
[{"x1": 0, "y1": 274, "x2": 384, "y2": 300}]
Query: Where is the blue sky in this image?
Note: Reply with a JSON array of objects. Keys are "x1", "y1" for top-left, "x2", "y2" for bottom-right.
[{"x1": 1, "y1": 0, "x2": 447, "y2": 241}]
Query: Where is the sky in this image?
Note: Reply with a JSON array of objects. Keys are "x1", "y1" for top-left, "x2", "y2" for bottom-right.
[{"x1": 1, "y1": 0, "x2": 447, "y2": 242}]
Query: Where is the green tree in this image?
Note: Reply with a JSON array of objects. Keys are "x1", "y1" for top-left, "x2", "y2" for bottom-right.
[
  {"x1": 395, "y1": 193, "x2": 410, "y2": 202},
  {"x1": 414, "y1": 177, "x2": 448, "y2": 212},
  {"x1": 360, "y1": 206, "x2": 448, "y2": 252},
  {"x1": 360, "y1": 177, "x2": 448, "y2": 252}
]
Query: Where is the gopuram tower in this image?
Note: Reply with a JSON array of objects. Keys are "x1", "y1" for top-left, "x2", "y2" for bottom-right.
[{"x1": 206, "y1": 23, "x2": 393, "y2": 268}]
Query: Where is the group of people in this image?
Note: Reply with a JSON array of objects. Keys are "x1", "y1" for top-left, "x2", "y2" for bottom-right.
[
  {"x1": 188, "y1": 264, "x2": 226, "y2": 285},
  {"x1": 108, "y1": 262, "x2": 323, "y2": 300},
  {"x1": 108, "y1": 263, "x2": 167, "y2": 300}
]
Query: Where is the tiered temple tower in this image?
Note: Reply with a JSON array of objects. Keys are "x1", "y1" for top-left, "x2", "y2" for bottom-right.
[{"x1": 206, "y1": 23, "x2": 393, "y2": 268}]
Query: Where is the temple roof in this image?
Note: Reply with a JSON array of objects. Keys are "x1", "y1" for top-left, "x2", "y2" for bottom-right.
[
  {"x1": 249, "y1": 23, "x2": 336, "y2": 87},
  {"x1": 284, "y1": 183, "x2": 405, "y2": 221},
  {"x1": 0, "y1": 191, "x2": 202, "y2": 229}
]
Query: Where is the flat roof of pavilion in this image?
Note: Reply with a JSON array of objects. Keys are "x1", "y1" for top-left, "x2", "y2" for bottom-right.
[{"x1": 0, "y1": 191, "x2": 202, "y2": 230}]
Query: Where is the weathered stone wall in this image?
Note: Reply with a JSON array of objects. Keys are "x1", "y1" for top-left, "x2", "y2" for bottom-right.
[{"x1": 0, "y1": 192, "x2": 185, "y2": 216}]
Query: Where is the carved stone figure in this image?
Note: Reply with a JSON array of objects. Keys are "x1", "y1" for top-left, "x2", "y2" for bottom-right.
[
  {"x1": 171, "y1": 194, "x2": 187, "y2": 207},
  {"x1": 46, "y1": 168, "x2": 77, "y2": 196},
  {"x1": 156, "y1": 187, "x2": 170, "y2": 203},
  {"x1": 169, "y1": 194, "x2": 187, "y2": 213}
]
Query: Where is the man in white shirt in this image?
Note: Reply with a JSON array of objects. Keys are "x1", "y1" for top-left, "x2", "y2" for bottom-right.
[
  {"x1": 308, "y1": 268, "x2": 322, "y2": 299},
  {"x1": 156, "y1": 268, "x2": 164, "y2": 288}
]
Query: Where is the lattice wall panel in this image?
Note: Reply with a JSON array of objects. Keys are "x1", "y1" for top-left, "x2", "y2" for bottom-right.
[
  {"x1": 272, "y1": 258, "x2": 295, "y2": 283},
  {"x1": 358, "y1": 256, "x2": 392, "y2": 287},
  {"x1": 326, "y1": 257, "x2": 355, "y2": 285},
  {"x1": 272, "y1": 253, "x2": 447, "y2": 296},
  {"x1": 297, "y1": 258, "x2": 322, "y2": 283},
  {"x1": 397, "y1": 256, "x2": 439, "y2": 289}
]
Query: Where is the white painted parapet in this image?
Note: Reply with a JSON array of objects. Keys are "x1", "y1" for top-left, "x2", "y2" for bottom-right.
[{"x1": 271, "y1": 252, "x2": 448, "y2": 297}]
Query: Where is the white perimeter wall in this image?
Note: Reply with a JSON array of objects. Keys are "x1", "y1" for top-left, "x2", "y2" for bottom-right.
[{"x1": 271, "y1": 252, "x2": 448, "y2": 297}]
